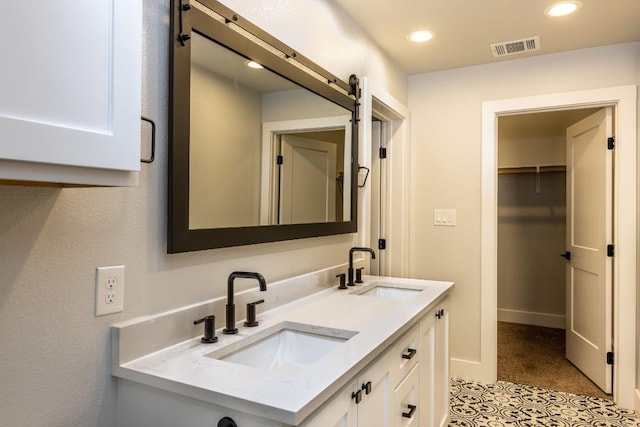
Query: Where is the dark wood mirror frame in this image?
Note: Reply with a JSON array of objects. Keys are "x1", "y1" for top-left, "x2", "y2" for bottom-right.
[{"x1": 168, "y1": 0, "x2": 360, "y2": 253}]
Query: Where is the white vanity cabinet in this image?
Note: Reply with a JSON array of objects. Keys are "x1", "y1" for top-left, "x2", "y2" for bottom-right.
[
  {"x1": 0, "y1": 0, "x2": 142, "y2": 186},
  {"x1": 419, "y1": 297, "x2": 450, "y2": 427},
  {"x1": 393, "y1": 365, "x2": 420, "y2": 427},
  {"x1": 113, "y1": 276, "x2": 454, "y2": 427},
  {"x1": 297, "y1": 379, "x2": 358, "y2": 427},
  {"x1": 301, "y1": 316, "x2": 439, "y2": 427},
  {"x1": 300, "y1": 342, "x2": 396, "y2": 427}
]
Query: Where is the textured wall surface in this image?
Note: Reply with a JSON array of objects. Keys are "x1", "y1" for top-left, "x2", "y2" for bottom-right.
[
  {"x1": 408, "y1": 42, "x2": 640, "y2": 367},
  {"x1": 0, "y1": 1, "x2": 406, "y2": 426}
]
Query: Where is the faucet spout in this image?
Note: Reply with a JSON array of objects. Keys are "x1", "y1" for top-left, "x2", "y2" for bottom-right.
[
  {"x1": 347, "y1": 247, "x2": 376, "y2": 286},
  {"x1": 224, "y1": 271, "x2": 267, "y2": 334}
]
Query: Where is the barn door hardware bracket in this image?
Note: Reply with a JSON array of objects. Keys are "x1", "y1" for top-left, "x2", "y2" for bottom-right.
[
  {"x1": 607, "y1": 137, "x2": 615, "y2": 150},
  {"x1": 607, "y1": 244, "x2": 614, "y2": 257},
  {"x1": 177, "y1": 0, "x2": 191, "y2": 45},
  {"x1": 607, "y1": 351, "x2": 614, "y2": 365},
  {"x1": 379, "y1": 147, "x2": 387, "y2": 159}
]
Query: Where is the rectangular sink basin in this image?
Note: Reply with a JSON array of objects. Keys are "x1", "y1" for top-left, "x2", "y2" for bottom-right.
[
  {"x1": 206, "y1": 321, "x2": 357, "y2": 371},
  {"x1": 353, "y1": 281, "x2": 424, "y2": 299}
]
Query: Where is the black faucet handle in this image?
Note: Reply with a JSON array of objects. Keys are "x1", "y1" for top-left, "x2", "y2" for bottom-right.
[
  {"x1": 193, "y1": 315, "x2": 218, "y2": 343},
  {"x1": 355, "y1": 267, "x2": 365, "y2": 283},
  {"x1": 336, "y1": 273, "x2": 347, "y2": 289},
  {"x1": 244, "y1": 299, "x2": 264, "y2": 327}
]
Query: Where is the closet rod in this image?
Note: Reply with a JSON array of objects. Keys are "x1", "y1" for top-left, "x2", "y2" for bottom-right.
[{"x1": 497, "y1": 165, "x2": 566, "y2": 175}]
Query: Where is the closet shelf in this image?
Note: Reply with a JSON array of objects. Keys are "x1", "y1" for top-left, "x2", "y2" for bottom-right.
[{"x1": 498, "y1": 165, "x2": 566, "y2": 175}]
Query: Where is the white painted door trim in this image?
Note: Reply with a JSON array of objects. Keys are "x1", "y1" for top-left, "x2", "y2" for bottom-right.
[
  {"x1": 260, "y1": 116, "x2": 351, "y2": 225},
  {"x1": 359, "y1": 78, "x2": 411, "y2": 277},
  {"x1": 480, "y1": 85, "x2": 637, "y2": 408}
]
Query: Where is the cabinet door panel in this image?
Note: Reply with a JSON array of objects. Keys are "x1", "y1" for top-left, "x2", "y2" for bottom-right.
[
  {"x1": 300, "y1": 380, "x2": 357, "y2": 427},
  {"x1": 358, "y1": 345, "x2": 394, "y2": 427},
  {"x1": 419, "y1": 308, "x2": 437, "y2": 427},
  {"x1": 0, "y1": 0, "x2": 141, "y2": 183}
]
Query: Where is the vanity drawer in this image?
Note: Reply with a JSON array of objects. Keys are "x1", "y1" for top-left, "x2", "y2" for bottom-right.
[
  {"x1": 389, "y1": 324, "x2": 419, "y2": 388},
  {"x1": 393, "y1": 364, "x2": 420, "y2": 426}
]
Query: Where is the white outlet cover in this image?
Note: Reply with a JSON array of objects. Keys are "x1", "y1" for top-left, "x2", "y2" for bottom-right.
[{"x1": 95, "y1": 265, "x2": 125, "y2": 316}]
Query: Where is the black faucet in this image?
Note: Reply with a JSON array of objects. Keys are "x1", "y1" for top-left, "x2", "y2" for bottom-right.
[
  {"x1": 223, "y1": 271, "x2": 267, "y2": 334},
  {"x1": 348, "y1": 247, "x2": 376, "y2": 286}
]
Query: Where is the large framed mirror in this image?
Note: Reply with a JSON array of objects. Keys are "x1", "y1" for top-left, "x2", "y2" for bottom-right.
[{"x1": 169, "y1": 0, "x2": 360, "y2": 253}]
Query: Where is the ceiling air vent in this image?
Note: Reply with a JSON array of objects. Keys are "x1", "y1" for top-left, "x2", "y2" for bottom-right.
[{"x1": 490, "y1": 36, "x2": 540, "y2": 57}]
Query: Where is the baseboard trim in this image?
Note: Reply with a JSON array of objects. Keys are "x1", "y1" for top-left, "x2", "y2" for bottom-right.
[
  {"x1": 451, "y1": 358, "x2": 493, "y2": 384},
  {"x1": 498, "y1": 308, "x2": 565, "y2": 329},
  {"x1": 635, "y1": 389, "x2": 640, "y2": 415}
]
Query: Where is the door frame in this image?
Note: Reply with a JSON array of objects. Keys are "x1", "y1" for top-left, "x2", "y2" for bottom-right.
[
  {"x1": 359, "y1": 78, "x2": 411, "y2": 277},
  {"x1": 480, "y1": 85, "x2": 637, "y2": 408},
  {"x1": 260, "y1": 116, "x2": 352, "y2": 225}
]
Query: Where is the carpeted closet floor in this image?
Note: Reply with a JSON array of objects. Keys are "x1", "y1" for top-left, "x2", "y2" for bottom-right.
[{"x1": 497, "y1": 321, "x2": 610, "y2": 400}]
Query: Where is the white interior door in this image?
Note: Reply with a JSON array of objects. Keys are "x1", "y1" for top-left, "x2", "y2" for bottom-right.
[
  {"x1": 280, "y1": 134, "x2": 337, "y2": 224},
  {"x1": 565, "y1": 107, "x2": 613, "y2": 393}
]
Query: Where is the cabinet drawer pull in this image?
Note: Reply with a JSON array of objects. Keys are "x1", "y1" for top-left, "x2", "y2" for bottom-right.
[
  {"x1": 402, "y1": 404, "x2": 417, "y2": 419},
  {"x1": 351, "y1": 389, "x2": 362, "y2": 404},
  {"x1": 361, "y1": 381, "x2": 372, "y2": 395},
  {"x1": 401, "y1": 348, "x2": 417, "y2": 360}
]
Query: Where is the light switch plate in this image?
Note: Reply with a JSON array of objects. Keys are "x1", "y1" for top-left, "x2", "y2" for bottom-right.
[
  {"x1": 434, "y1": 209, "x2": 457, "y2": 226},
  {"x1": 95, "y1": 265, "x2": 125, "y2": 316}
]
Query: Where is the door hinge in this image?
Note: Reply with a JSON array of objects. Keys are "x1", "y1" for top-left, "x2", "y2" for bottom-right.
[
  {"x1": 379, "y1": 147, "x2": 387, "y2": 159},
  {"x1": 606, "y1": 351, "x2": 614, "y2": 365},
  {"x1": 607, "y1": 137, "x2": 615, "y2": 150},
  {"x1": 607, "y1": 244, "x2": 614, "y2": 257},
  {"x1": 276, "y1": 155, "x2": 283, "y2": 165},
  {"x1": 378, "y1": 238, "x2": 386, "y2": 250}
]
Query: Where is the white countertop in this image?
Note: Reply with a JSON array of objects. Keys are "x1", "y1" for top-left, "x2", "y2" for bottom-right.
[{"x1": 112, "y1": 276, "x2": 453, "y2": 425}]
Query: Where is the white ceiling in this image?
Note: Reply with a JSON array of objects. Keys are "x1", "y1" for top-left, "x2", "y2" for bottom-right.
[{"x1": 332, "y1": 0, "x2": 640, "y2": 75}]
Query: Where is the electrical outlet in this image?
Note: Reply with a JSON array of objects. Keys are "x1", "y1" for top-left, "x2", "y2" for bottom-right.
[{"x1": 95, "y1": 265, "x2": 125, "y2": 316}]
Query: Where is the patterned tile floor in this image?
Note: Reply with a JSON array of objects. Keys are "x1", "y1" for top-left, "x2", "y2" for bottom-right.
[{"x1": 450, "y1": 378, "x2": 640, "y2": 427}]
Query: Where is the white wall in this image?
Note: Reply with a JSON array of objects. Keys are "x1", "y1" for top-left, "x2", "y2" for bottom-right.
[
  {"x1": 407, "y1": 42, "x2": 640, "y2": 369},
  {"x1": 497, "y1": 172, "x2": 566, "y2": 327},
  {"x1": 0, "y1": 1, "x2": 406, "y2": 426}
]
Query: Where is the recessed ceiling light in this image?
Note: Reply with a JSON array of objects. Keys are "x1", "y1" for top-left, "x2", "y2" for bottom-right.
[
  {"x1": 407, "y1": 30, "x2": 435, "y2": 43},
  {"x1": 545, "y1": 1, "x2": 582, "y2": 17},
  {"x1": 246, "y1": 60, "x2": 263, "y2": 69}
]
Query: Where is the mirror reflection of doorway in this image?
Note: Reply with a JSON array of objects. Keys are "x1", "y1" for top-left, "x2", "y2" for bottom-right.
[
  {"x1": 278, "y1": 133, "x2": 338, "y2": 224},
  {"x1": 496, "y1": 107, "x2": 612, "y2": 400}
]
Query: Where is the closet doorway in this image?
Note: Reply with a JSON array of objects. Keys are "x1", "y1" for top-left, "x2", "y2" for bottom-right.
[{"x1": 496, "y1": 107, "x2": 612, "y2": 399}]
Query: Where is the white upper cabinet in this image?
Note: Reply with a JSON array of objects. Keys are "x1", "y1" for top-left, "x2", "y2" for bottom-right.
[{"x1": 0, "y1": 0, "x2": 142, "y2": 186}]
